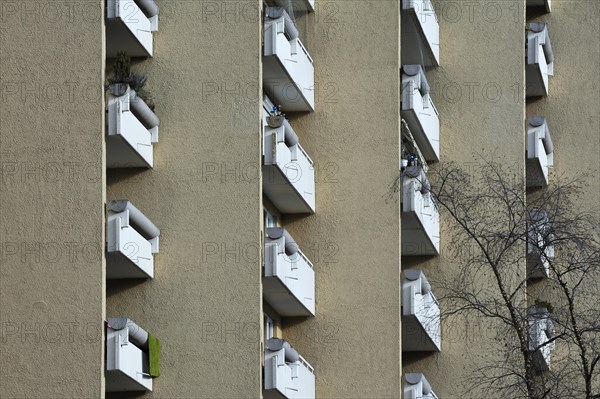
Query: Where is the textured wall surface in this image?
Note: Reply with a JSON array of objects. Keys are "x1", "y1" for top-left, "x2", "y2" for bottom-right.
[
  {"x1": 104, "y1": 1, "x2": 263, "y2": 397},
  {"x1": 402, "y1": 1, "x2": 528, "y2": 397},
  {"x1": 283, "y1": 1, "x2": 401, "y2": 398},
  {"x1": 0, "y1": 0, "x2": 106, "y2": 396}
]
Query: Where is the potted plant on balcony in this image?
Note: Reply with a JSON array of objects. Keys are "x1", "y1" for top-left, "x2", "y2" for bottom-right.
[
  {"x1": 107, "y1": 51, "x2": 156, "y2": 112},
  {"x1": 267, "y1": 105, "x2": 285, "y2": 128}
]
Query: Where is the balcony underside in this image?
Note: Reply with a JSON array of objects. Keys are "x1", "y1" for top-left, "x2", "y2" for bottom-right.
[
  {"x1": 263, "y1": 275, "x2": 313, "y2": 317},
  {"x1": 107, "y1": 251, "x2": 153, "y2": 279},
  {"x1": 526, "y1": 63, "x2": 548, "y2": 97},
  {"x1": 402, "y1": 314, "x2": 440, "y2": 352},
  {"x1": 527, "y1": 0, "x2": 551, "y2": 12},
  {"x1": 527, "y1": 253, "x2": 549, "y2": 279},
  {"x1": 271, "y1": 0, "x2": 315, "y2": 12},
  {"x1": 526, "y1": 158, "x2": 548, "y2": 188},
  {"x1": 106, "y1": 18, "x2": 152, "y2": 58},
  {"x1": 107, "y1": 134, "x2": 153, "y2": 168},
  {"x1": 106, "y1": 368, "x2": 150, "y2": 392},
  {"x1": 263, "y1": 56, "x2": 314, "y2": 112},
  {"x1": 401, "y1": 9, "x2": 439, "y2": 67},
  {"x1": 401, "y1": 107, "x2": 439, "y2": 162},
  {"x1": 401, "y1": 212, "x2": 439, "y2": 256},
  {"x1": 263, "y1": 165, "x2": 315, "y2": 214}
]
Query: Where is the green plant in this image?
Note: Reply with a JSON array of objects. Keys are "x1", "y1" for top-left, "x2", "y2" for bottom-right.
[{"x1": 107, "y1": 51, "x2": 155, "y2": 111}]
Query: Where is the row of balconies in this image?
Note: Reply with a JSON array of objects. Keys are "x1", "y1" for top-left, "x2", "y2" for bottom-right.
[
  {"x1": 105, "y1": 0, "x2": 162, "y2": 392},
  {"x1": 401, "y1": 0, "x2": 441, "y2": 390},
  {"x1": 526, "y1": 1, "x2": 557, "y2": 372},
  {"x1": 262, "y1": 4, "x2": 316, "y2": 399}
]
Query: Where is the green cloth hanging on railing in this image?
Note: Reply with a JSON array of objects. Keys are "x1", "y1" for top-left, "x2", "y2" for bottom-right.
[{"x1": 148, "y1": 334, "x2": 161, "y2": 378}]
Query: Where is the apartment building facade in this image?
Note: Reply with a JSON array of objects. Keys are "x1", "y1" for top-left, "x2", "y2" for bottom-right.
[{"x1": 0, "y1": 0, "x2": 598, "y2": 398}]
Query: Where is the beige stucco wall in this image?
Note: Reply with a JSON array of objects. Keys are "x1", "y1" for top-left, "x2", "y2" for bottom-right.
[
  {"x1": 402, "y1": 1, "x2": 528, "y2": 397},
  {"x1": 283, "y1": 1, "x2": 402, "y2": 397},
  {"x1": 0, "y1": 0, "x2": 105, "y2": 396},
  {"x1": 105, "y1": 1, "x2": 263, "y2": 397}
]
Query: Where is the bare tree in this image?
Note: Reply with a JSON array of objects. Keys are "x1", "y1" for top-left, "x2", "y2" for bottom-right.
[{"x1": 394, "y1": 157, "x2": 600, "y2": 399}]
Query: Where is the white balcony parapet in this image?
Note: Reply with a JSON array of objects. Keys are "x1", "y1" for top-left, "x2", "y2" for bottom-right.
[
  {"x1": 107, "y1": 84, "x2": 159, "y2": 168},
  {"x1": 107, "y1": 200, "x2": 160, "y2": 279},
  {"x1": 106, "y1": 0, "x2": 159, "y2": 58},
  {"x1": 404, "y1": 373, "x2": 439, "y2": 399},
  {"x1": 402, "y1": 269, "x2": 441, "y2": 352},
  {"x1": 528, "y1": 306, "x2": 556, "y2": 372},
  {"x1": 527, "y1": 117, "x2": 554, "y2": 188},
  {"x1": 263, "y1": 97, "x2": 315, "y2": 214},
  {"x1": 401, "y1": 0, "x2": 440, "y2": 67},
  {"x1": 527, "y1": 23, "x2": 554, "y2": 97},
  {"x1": 527, "y1": 210, "x2": 554, "y2": 279},
  {"x1": 264, "y1": 227, "x2": 315, "y2": 317},
  {"x1": 263, "y1": 7, "x2": 315, "y2": 112},
  {"x1": 401, "y1": 65, "x2": 440, "y2": 162},
  {"x1": 106, "y1": 318, "x2": 158, "y2": 392},
  {"x1": 272, "y1": 0, "x2": 315, "y2": 13},
  {"x1": 264, "y1": 338, "x2": 315, "y2": 399},
  {"x1": 401, "y1": 166, "x2": 440, "y2": 256},
  {"x1": 527, "y1": 0, "x2": 551, "y2": 13}
]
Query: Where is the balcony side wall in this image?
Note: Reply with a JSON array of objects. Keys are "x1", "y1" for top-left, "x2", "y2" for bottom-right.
[
  {"x1": 284, "y1": 2, "x2": 402, "y2": 397},
  {"x1": 0, "y1": 1, "x2": 106, "y2": 396},
  {"x1": 104, "y1": 1, "x2": 263, "y2": 397}
]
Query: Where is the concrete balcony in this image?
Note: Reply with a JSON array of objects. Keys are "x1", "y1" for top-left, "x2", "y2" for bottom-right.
[
  {"x1": 528, "y1": 306, "x2": 556, "y2": 371},
  {"x1": 401, "y1": 167, "x2": 440, "y2": 256},
  {"x1": 263, "y1": 98, "x2": 315, "y2": 214},
  {"x1": 106, "y1": 200, "x2": 160, "y2": 279},
  {"x1": 264, "y1": 228, "x2": 315, "y2": 317},
  {"x1": 527, "y1": 0, "x2": 551, "y2": 13},
  {"x1": 106, "y1": 0, "x2": 159, "y2": 58},
  {"x1": 264, "y1": 339, "x2": 315, "y2": 399},
  {"x1": 106, "y1": 318, "x2": 159, "y2": 392},
  {"x1": 404, "y1": 373, "x2": 439, "y2": 399},
  {"x1": 402, "y1": 269, "x2": 441, "y2": 352},
  {"x1": 401, "y1": 65, "x2": 440, "y2": 162},
  {"x1": 527, "y1": 117, "x2": 553, "y2": 188},
  {"x1": 263, "y1": 7, "x2": 314, "y2": 112},
  {"x1": 527, "y1": 210, "x2": 554, "y2": 279},
  {"x1": 527, "y1": 23, "x2": 554, "y2": 97},
  {"x1": 401, "y1": 0, "x2": 440, "y2": 67},
  {"x1": 107, "y1": 85, "x2": 159, "y2": 168}
]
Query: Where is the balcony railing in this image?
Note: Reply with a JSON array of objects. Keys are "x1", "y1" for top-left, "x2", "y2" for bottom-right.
[
  {"x1": 106, "y1": 0, "x2": 159, "y2": 58},
  {"x1": 106, "y1": 318, "x2": 160, "y2": 392},
  {"x1": 527, "y1": 210, "x2": 554, "y2": 279},
  {"x1": 401, "y1": 0, "x2": 440, "y2": 67},
  {"x1": 528, "y1": 306, "x2": 556, "y2": 372},
  {"x1": 527, "y1": 117, "x2": 554, "y2": 188},
  {"x1": 401, "y1": 65, "x2": 440, "y2": 162},
  {"x1": 404, "y1": 373, "x2": 439, "y2": 399},
  {"x1": 107, "y1": 84, "x2": 159, "y2": 168},
  {"x1": 263, "y1": 7, "x2": 315, "y2": 112},
  {"x1": 401, "y1": 166, "x2": 440, "y2": 256},
  {"x1": 264, "y1": 228, "x2": 315, "y2": 317},
  {"x1": 107, "y1": 200, "x2": 160, "y2": 279},
  {"x1": 526, "y1": 0, "x2": 551, "y2": 13},
  {"x1": 264, "y1": 338, "x2": 315, "y2": 399},
  {"x1": 526, "y1": 23, "x2": 554, "y2": 97},
  {"x1": 263, "y1": 98, "x2": 316, "y2": 214},
  {"x1": 402, "y1": 269, "x2": 441, "y2": 352}
]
